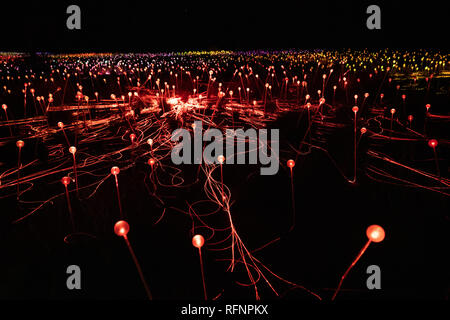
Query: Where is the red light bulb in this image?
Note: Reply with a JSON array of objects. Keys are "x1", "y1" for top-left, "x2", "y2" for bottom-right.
[
  {"x1": 148, "y1": 158, "x2": 156, "y2": 166},
  {"x1": 192, "y1": 234, "x2": 205, "y2": 248},
  {"x1": 366, "y1": 225, "x2": 385, "y2": 243},
  {"x1": 360, "y1": 127, "x2": 367, "y2": 134},
  {"x1": 2, "y1": 104, "x2": 7, "y2": 110},
  {"x1": 287, "y1": 159, "x2": 295, "y2": 168},
  {"x1": 111, "y1": 166, "x2": 120, "y2": 175},
  {"x1": 390, "y1": 108, "x2": 396, "y2": 115},
  {"x1": 217, "y1": 155, "x2": 225, "y2": 164},
  {"x1": 16, "y1": 140, "x2": 25, "y2": 148},
  {"x1": 428, "y1": 139, "x2": 438, "y2": 148},
  {"x1": 61, "y1": 176, "x2": 71, "y2": 186},
  {"x1": 114, "y1": 220, "x2": 130, "y2": 237},
  {"x1": 58, "y1": 122, "x2": 64, "y2": 128},
  {"x1": 352, "y1": 106, "x2": 359, "y2": 113},
  {"x1": 69, "y1": 146, "x2": 76, "y2": 154}
]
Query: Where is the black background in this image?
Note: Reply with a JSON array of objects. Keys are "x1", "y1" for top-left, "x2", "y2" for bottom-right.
[
  {"x1": 1, "y1": 1, "x2": 449, "y2": 52},
  {"x1": 0, "y1": 0, "x2": 449, "y2": 304}
]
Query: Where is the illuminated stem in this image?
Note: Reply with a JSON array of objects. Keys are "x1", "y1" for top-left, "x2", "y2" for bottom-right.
[
  {"x1": 198, "y1": 247, "x2": 208, "y2": 301},
  {"x1": 307, "y1": 107, "x2": 311, "y2": 144},
  {"x1": 123, "y1": 235, "x2": 153, "y2": 300},
  {"x1": 231, "y1": 231, "x2": 235, "y2": 272},
  {"x1": 114, "y1": 175, "x2": 124, "y2": 218},
  {"x1": 322, "y1": 80, "x2": 325, "y2": 98},
  {"x1": 64, "y1": 185, "x2": 75, "y2": 231},
  {"x1": 263, "y1": 89, "x2": 267, "y2": 113},
  {"x1": 5, "y1": 112, "x2": 13, "y2": 136},
  {"x1": 332, "y1": 239, "x2": 372, "y2": 301},
  {"x1": 353, "y1": 114, "x2": 357, "y2": 182},
  {"x1": 432, "y1": 148, "x2": 441, "y2": 181},
  {"x1": 17, "y1": 148, "x2": 22, "y2": 200},
  {"x1": 61, "y1": 128, "x2": 71, "y2": 147},
  {"x1": 32, "y1": 95, "x2": 38, "y2": 115},
  {"x1": 149, "y1": 165, "x2": 157, "y2": 192},
  {"x1": 72, "y1": 154, "x2": 79, "y2": 196},
  {"x1": 289, "y1": 167, "x2": 295, "y2": 232},
  {"x1": 390, "y1": 114, "x2": 393, "y2": 137},
  {"x1": 220, "y1": 163, "x2": 224, "y2": 206}
]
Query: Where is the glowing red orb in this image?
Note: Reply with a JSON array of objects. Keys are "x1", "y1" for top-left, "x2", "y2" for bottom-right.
[
  {"x1": 428, "y1": 139, "x2": 438, "y2": 148},
  {"x1": 130, "y1": 133, "x2": 136, "y2": 141},
  {"x1": 366, "y1": 225, "x2": 385, "y2": 243},
  {"x1": 147, "y1": 138, "x2": 153, "y2": 146},
  {"x1": 408, "y1": 115, "x2": 413, "y2": 122},
  {"x1": 16, "y1": 140, "x2": 25, "y2": 148},
  {"x1": 390, "y1": 108, "x2": 396, "y2": 115},
  {"x1": 425, "y1": 104, "x2": 431, "y2": 111},
  {"x1": 352, "y1": 106, "x2": 359, "y2": 113},
  {"x1": 218, "y1": 155, "x2": 225, "y2": 164},
  {"x1": 114, "y1": 220, "x2": 130, "y2": 237},
  {"x1": 2, "y1": 104, "x2": 7, "y2": 110},
  {"x1": 58, "y1": 122, "x2": 64, "y2": 128},
  {"x1": 61, "y1": 176, "x2": 71, "y2": 186},
  {"x1": 148, "y1": 158, "x2": 156, "y2": 166},
  {"x1": 111, "y1": 166, "x2": 120, "y2": 175},
  {"x1": 69, "y1": 146, "x2": 76, "y2": 154},
  {"x1": 287, "y1": 159, "x2": 295, "y2": 168},
  {"x1": 360, "y1": 127, "x2": 367, "y2": 134},
  {"x1": 192, "y1": 234, "x2": 205, "y2": 248}
]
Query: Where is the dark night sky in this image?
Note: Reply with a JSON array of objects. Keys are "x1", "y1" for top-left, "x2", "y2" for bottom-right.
[{"x1": 0, "y1": 1, "x2": 448, "y2": 52}]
